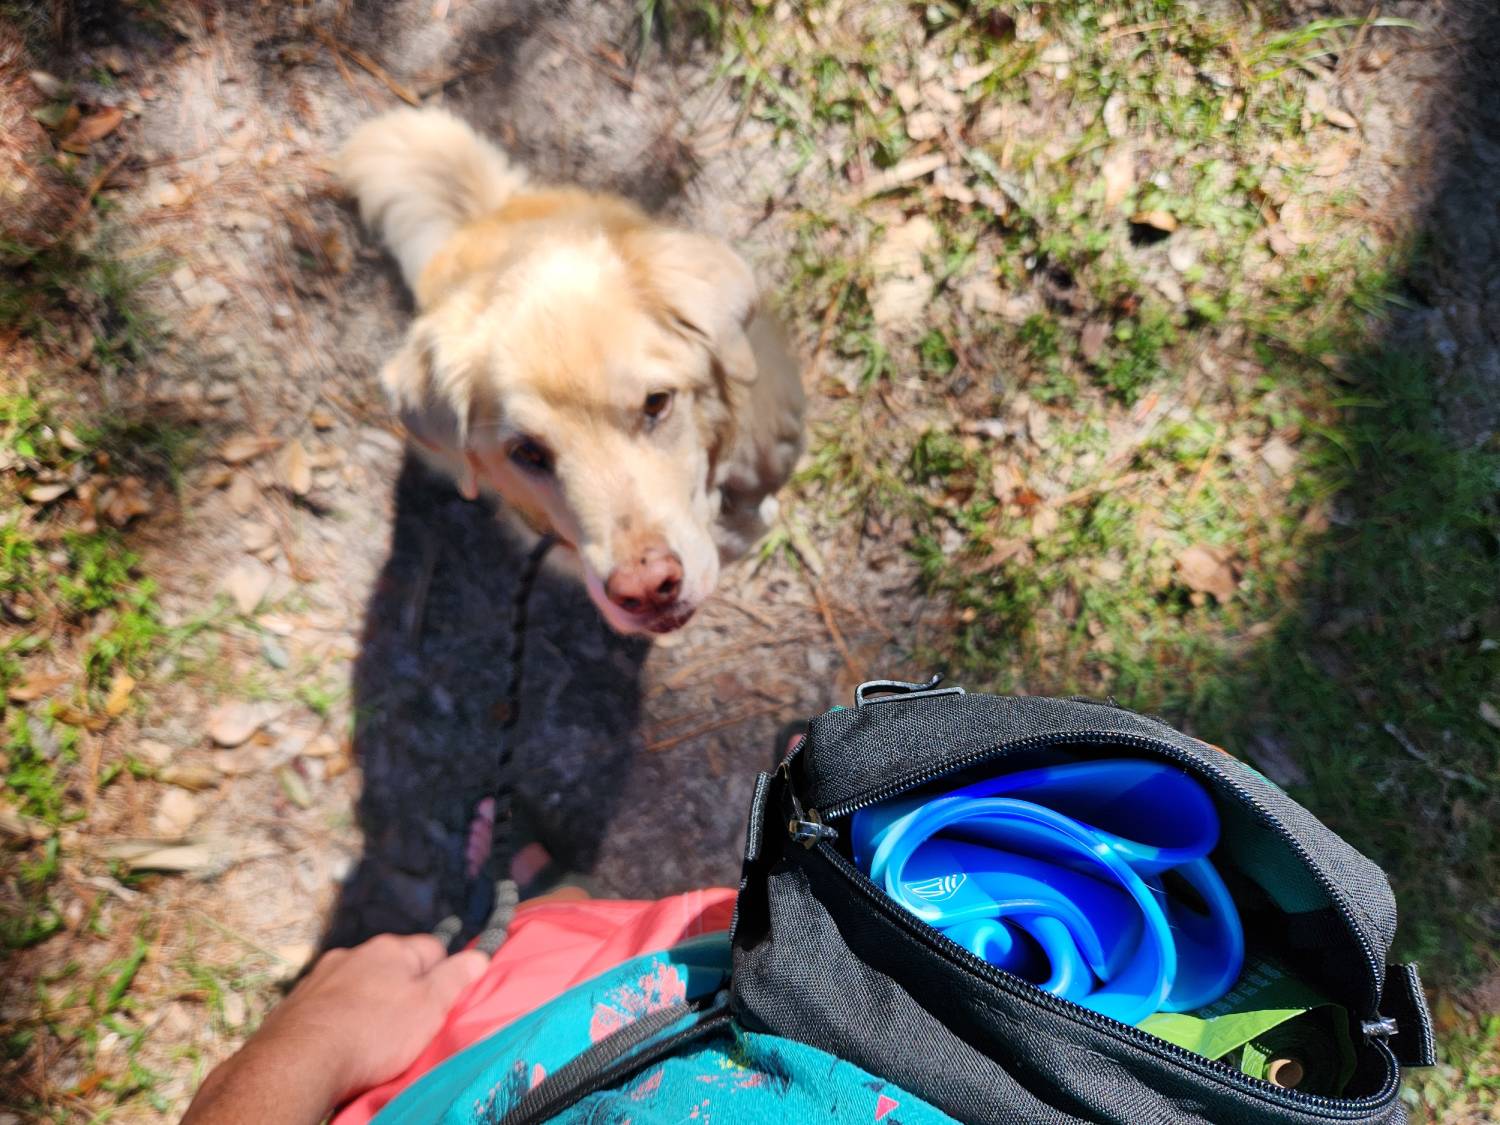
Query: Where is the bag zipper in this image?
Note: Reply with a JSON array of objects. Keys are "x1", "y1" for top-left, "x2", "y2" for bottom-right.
[
  {"x1": 815, "y1": 729, "x2": 1385, "y2": 1015},
  {"x1": 790, "y1": 728, "x2": 1402, "y2": 1114},
  {"x1": 809, "y1": 836, "x2": 1399, "y2": 1119}
]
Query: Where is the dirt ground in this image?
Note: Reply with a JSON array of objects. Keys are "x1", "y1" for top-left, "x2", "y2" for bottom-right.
[
  {"x1": 4, "y1": 3, "x2": 914, "y2": 1115},
  {"x1": 2, "y1": 0, "x2": 1497, "y2": 1120}
]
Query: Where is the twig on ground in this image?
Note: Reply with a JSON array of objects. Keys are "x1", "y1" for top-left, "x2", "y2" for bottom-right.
[
  {"x1": 843, "y1": 150, "x2": 946, "y2": 203},
  {"x1": 645, "y1": 702, "x2": 781, "y2": 752},
  {"x1": 809, "y1": 278, "x2": 852, "y2": 380},
  {"x1": 1104, "y1": 20, "x2": 1173, "y2": 41},
  {"x1": 1182, "y1": 426, "x2": 1226, "y2": 510},
  {"x1": 542, "y1": 28, "x2": 634, "y2": 91},
  {"x1": 1336, "y1": 5, "x2": 1381, "y2": 86},
  {"x1": 47, "y1": 152, "x2": 129, "y2": 247},
  {"x1": 313, "y1": 26, "x2": 421, "y2": 106},
  {"x1": 809, "y1": 574, "x2": 860, "y2": 684},
  {"x1": 715, "y1": 594, "x2": 778, "y2": 630},
  {"x1": 1059, "y1": 469, "x2": 1148, "y2": 508},
  {"x1": 1382, "y1": 722, "x2": 1485, "y2": 788}
]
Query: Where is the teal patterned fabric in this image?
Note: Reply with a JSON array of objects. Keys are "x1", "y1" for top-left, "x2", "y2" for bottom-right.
[{"x1": 374, "y1": 934, "x2": 956, "y2": 1124}]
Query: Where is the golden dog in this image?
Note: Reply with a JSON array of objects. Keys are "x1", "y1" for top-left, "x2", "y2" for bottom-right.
[{"x1": 339, "y1": 108, "x2": 804, "y2": 635}]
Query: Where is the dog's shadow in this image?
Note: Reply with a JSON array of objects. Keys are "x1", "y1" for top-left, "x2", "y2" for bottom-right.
[{"x1": 323, "y1": 455, "x2": 648, "y2": 947}]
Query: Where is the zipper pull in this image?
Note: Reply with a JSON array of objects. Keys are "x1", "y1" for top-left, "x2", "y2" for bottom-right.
[
  {"x1": 1360, "y1": 1016, "x2": 1399, "y2": 1041},
  {"x1": 788, "y1": 807, "x2": 838, "y2": 848}
]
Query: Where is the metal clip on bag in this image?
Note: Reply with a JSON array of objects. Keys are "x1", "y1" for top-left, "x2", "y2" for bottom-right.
[{"x1": 730, "y1": 682, "x2": 1436, "y2": 1125}]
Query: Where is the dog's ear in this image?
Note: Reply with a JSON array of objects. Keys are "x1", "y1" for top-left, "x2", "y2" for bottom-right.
[
  {"x1": 380, "y1": 319, "x2": 486, "y2": 499},
  {"x1": 635, "y1": 230, "x2": 759, "y2": 385}
]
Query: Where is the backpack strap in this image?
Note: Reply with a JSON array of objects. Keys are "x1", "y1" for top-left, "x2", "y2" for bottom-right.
[
  {"x1": 1376, "y1": 962, "x2": 1436, "y2": 1069},
  {"x1": 497, "y1": 988, "x2": 732, "y2": 1125}
]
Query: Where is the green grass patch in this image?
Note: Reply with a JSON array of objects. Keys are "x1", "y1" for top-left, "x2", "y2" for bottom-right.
[
  {"x1": 0, "y1": 232, "x2": 166, "y2": 372},
  {"x1": 724, "y1": 0, "x2": 1492, "y2": 1014},
  {"x1": 1193, "y1": 347, "x2": 1500, "y2": 981}
]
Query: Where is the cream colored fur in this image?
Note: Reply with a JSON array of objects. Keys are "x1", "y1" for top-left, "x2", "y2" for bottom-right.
[
  {"x1": 338, "y1": 107, "x2": 804, "y2": 635},
  {"x1": 339, "y1": 107, "x2": 527, "y2": 290}
]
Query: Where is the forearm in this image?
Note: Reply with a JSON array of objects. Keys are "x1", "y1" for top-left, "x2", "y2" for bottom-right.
[
  {"x1": 181, "y1": 1032, "x2": 347, "y2": 1125},
  {"x1": 178, "y1": 934, "x2": 487, "y2": 1124}
]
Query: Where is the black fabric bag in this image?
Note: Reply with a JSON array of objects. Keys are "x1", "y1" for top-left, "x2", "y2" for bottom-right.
[{"x1": 729, "y1": 680, "x2": 1436, "y2": 1125}]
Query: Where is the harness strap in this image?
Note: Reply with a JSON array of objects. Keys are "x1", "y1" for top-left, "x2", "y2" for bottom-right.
[
  {"x1": 497, "y1": 989, "x2": 732, "y2": 1125},
  {"x1": 433, "y1": 532, "x2": 556, "y2": 953}
]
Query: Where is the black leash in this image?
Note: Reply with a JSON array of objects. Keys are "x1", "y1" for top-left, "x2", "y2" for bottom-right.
[{"x1": 433, "y1": 532, "x2": 556, "y2": 954}]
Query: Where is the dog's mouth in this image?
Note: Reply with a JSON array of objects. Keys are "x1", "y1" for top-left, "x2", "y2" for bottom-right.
[
  {"x1": 578, "y1": 553, "x2": 705, "y2": 636},
  {"x1": 642, "y1": 604, "x2": 698, "y2": 635}
]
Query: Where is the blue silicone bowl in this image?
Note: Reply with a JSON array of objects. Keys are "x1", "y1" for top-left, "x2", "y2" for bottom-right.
[{"x1": 852, "y1": 759, "x2": 1244, "y2": 1024}]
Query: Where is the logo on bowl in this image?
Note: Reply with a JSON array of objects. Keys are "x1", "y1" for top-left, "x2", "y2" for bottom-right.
[{"x1": 905, "y1": 873, "x2": 968, "y2": 903}]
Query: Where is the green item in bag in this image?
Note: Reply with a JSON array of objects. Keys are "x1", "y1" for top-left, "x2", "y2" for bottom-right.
[{"x1": 1140, "y1": 958, "x2": 1357, "y2": 1096}]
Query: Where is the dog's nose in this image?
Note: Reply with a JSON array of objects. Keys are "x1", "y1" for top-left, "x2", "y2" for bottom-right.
[{"x1": 605, "y1": 541, "x2": 683, "y2": 616}]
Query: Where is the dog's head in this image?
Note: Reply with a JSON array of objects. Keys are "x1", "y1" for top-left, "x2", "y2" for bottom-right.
[{"x1": 383, "y1": 224, "x2": 757, "y2": 635}]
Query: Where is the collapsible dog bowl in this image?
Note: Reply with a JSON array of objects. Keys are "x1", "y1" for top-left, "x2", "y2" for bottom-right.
[{"x1": 852, "y1": 759, "x2": 1244, "y2": 1023}]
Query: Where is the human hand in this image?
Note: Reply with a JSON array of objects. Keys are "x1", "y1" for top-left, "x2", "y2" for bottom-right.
[
  {"x1": 183, "y1": 934, "x2": 488, "y2": 1124},
  {"x1": 259, "y1": 933, "x2": 488, "y2": 1099}
]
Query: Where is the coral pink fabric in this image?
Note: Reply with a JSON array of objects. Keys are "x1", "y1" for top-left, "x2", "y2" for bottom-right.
[{"x1": 332, "y1": 888, "x2": 738, "y2": 1125}]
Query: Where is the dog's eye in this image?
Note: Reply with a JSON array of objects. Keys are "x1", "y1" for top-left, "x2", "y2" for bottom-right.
[
  {"x1": 509, "y1": 437, "x2": 554, "y2": 475},
  {"x1": 643, "y1": 390, "x2": 674, "y2": 424}
]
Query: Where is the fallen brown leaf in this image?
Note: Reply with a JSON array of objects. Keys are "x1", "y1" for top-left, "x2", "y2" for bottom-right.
[
  {"x1": 97, "y1": 46, "x2": 130, "y2": 74},
  {"x1": 869, "y1": 215, "x2": 939, "y2": 337},
  {"x1": 223, "y1": 559, "x2": 273, "y2": 616},
  {"x1": 1276, "y1": 198, "x2": 1317, "y2": 245},
  {"x1": 847, "y1": 152, "x2": 947, "y2": 202},
  {"x1": 277, "y1": 766, "x2": 313, "y2": 809},
  {"x1": 1259, "y1": 436, "x2": 1298, "y2": 476},
  {"x1": 219, "y1": 434, "x2": 282, "y2": 465},
  {"x1": 206, "y1": 701, "x2": 275, "y2": 748},
  {"x1": 29, "y1": 70, "x2": 65, "y2": 98},
  {"x1": 97, "y1": 836, "x2": 237, "y2": 875},
  {"x1": 1079, "y1": 320, "x2": 1109, "y2": 364},
  {"x1": 157, "y1": 763, "x2": 220, "y2": 791},
  {"x1": 135, "y1": 739, "x2": 175, "y2": 767},
  {"x1": 240, "y1": 520, "x2": 276, "y2": 553},
  {"x1": 1100, "y1": 149, "x2": 1133, "y2": 210},
  {"x1": 990, "y1": 460, "x2": 1022, "y2": 504},
  {"x1": 1030, "y1": 506, "x2": 1060, "y2": 540},
  {"x1": 1311, "y1": 141, "x2": 1357, "y2": 178},
  {"x1": 281, "y1": 439, "x2": 312, "y2": 496},
  {"x1": 961, "y1": 537, "x2": 1029, "y2": 574},
  {"x1": 52, "y1": 704, "x2": 109, "y2": 732},
  {"x1": 26, "y1": 482, "x2": 72, "y2": 504},
  {"x1": 8, "y1": 673, "x2": 71, "y2": 703},
  {"x1": 1129, "y1": 209, "x2": 1178, "y2": 233},
  {"x1": 1266, "y1": 224, "x2": 1298, "y2": 257},
  {"x1": 227, "y1": 472, "x2": 258, "y2": 515},
  {"x1": 1175, "y1": 544, "x2": 1237, "y2": 603},
  {"x1": 323, "y1": 749, "x2": 353, "y2": 780},
  {"x1": 104, "y1": 476, "x2": 151, "y2": 526},
  {"x1": 905, "y1": 110, "x2": 943, "y2": 142},
  {"x1": 33, "y1": 101, "x2": 79, "y2": 133},
  {"x1": 301, "y1": 733, "x2": 341, "y2": 759},
  {"x1": 151, "y1": 789, "x2": 200, "y2": 836},
  {"x1": 0, "y1": 805, "x2": 52, "y2": 842},
  {"x1": 319, "y1": 227, "x2": 353, "y2": 274},
  {"x1": 104, "y1": 672, "x2": 135, "y2": 717},
  {"x1": 60, "y1": 106, "x2": 124, "y2": 153}
]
